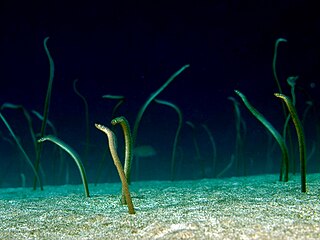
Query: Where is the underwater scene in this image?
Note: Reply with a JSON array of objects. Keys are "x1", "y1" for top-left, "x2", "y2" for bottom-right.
[{"x1": 1, "y1": 1, "x2": 320, "y2": 239}]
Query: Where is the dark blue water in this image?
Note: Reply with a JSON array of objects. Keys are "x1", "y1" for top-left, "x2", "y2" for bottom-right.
[{"x1": 0, "y1": 1, "x2": 319, "y2": 188}]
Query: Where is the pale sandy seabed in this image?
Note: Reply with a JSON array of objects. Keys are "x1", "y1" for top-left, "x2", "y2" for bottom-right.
[{"x1": 0, "y1": 174, "x2": 320, "y2": 239}]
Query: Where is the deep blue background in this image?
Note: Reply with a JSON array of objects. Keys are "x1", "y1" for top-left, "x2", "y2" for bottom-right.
[{"x1": 0, "y1": 1, "x2": 319, "y2": 187}]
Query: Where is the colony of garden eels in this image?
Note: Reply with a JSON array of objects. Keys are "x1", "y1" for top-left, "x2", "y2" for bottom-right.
[{"x1": 0, "y1": 37, "x2": 314, "y2": 216}]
